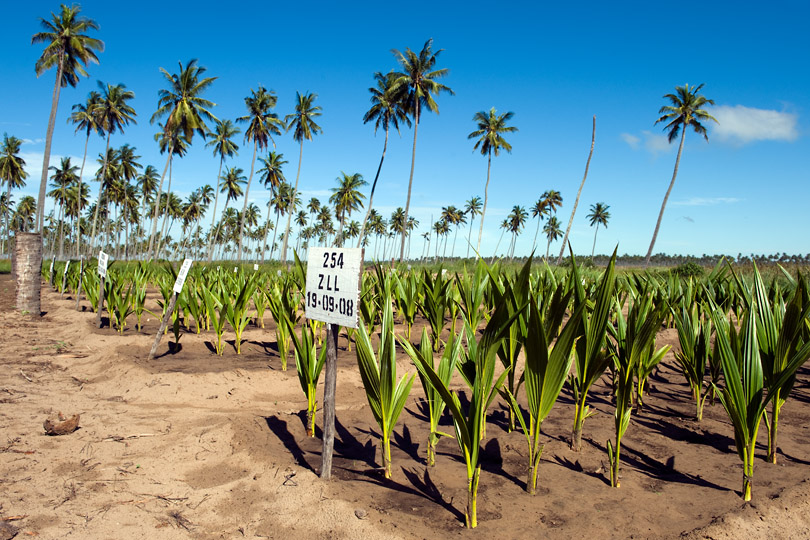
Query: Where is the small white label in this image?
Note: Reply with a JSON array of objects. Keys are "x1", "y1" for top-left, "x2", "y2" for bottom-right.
[
  {"x1": 253, "y1": 264, "x2": 259, "y2": 271},
  {"x1": 305, "y1": 247, "x2": 362, "y2": 328},
  {"x1": 217, "y1": 266, "x2": 221, "y2": 271},
  {"x1": 234, "y1": 267, "x2": 238, "y2": 273},
  {"x1": 277, "y1": 270, "x2": 282, "y2": 277},
  {"x1": 98, "y1": 251, "x2": 109, "y2": 278},
  {"x1": 63, "y1": 261, "x2": 70, "y2": 275},
  {"x1": 173, "y1": 258, "x2": 193, "y2": 294},
  {"x1": 49, "y1": 259, "x2": 55, "y2": 273}
]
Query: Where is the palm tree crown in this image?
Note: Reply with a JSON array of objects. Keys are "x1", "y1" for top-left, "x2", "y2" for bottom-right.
[
  {"x1": 655, "y1": 83, "x2": 717, "y2": 142},
  {"x1": 468, "y1": 108, "x2": 518, "y2": 157},
  {"x1": 32, "y1": 4, "x2": 103, "y2": 86},
  {"x1": 150, "y1": 59, "x2": 218, "y2": 143}
]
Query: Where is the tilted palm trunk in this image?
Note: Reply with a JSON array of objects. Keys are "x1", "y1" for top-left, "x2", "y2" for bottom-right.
[
  {"x1": 358, "y1": 127, "x2": 389, "y2": 248},
  {"x1": 281, "y1": 139, "x2": 303, "y2": 264},
  {"x1": 477, "y1": 151, "x2": 492, "y2": 255},
  {"x1": 400, "y1": 102, "x2": 420, "y2": 262},
  {"x1": 57, "y1": 201, "x2": 65, "y2": 260},
  {"x1": 36, "y1": 55, "x2": 65, "y2": 233},
  {"x1": 466, "y1": 216, "x2": 475, "y2": 258},
  {"x1": 76, "y1": 132, "x2": 90, "y2": 258},
  {"x1": 260, "y1": 206, "x2": 272, "y2": 263},
  {"x1": 557, "y1": 115, "x2": 595, "y2": 265},
  {"x1": 207, "y1": 159, "x2": 225, "y2": 263},
  {"x1": 147, "y1": 146, "x2": 173, "y2": 259},
  {"x1": 645, "y1": 128, "x2": 686, "y2": 267},
  {"x1": 156, "y1": 158, "x2": 175, "y2": 258},
  {"x1": 591, "y1": 223, "x2": 599, "y2": 259},
  {"x1": 90, "y1": 131, "x2": 112, "y2": 253},
  {"x1": 238, "y1": 141, "x2": 257, "y2": 262}
]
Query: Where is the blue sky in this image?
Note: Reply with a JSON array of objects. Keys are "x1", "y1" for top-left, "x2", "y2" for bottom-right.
[{"x1": 2, "y1": 0, "x2": 808, "y2": 259}]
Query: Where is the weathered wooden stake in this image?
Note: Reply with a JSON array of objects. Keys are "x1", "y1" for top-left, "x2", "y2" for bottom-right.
[
  {"x1": 96, "y1": 275, "x2": 105, "y2": 328},
  {"x1": 75, "y1": 258, "x2": 84, "y2": 311},
  {"x1": 148, "y1": 292, "x2": 177, "y2": 360},
  {"x1": 60, "y1": 262, "x2": 68, "y2": 298},
  {"x1": 320, "y1": 323, "x2": 339, "y2": 479},
  {"x1": 49, "y1": 256, "x2": 56, "y2": 287}
]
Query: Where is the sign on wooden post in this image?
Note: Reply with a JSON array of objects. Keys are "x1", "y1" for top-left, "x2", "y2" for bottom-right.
[
  {"x1": 75, "y1": 258, "x2": 84, "y2": 311},
  {"x1": 96, "y1": 251, "x2": 108, "y2": 328},
  {"x1": 60, "y1": 260, "x2": 70, "y2": 297},
  {"x1": 149, "y1": 259, "x2": 193, "y2": 360},
  {"x1": 49, "y1": 257, "x2": 56, "y2": 287},
  {"x1": 304, "y1": 247, "x2": 363, "y2": 479}
]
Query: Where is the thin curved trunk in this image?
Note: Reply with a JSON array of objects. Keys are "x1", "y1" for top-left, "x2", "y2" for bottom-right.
[
  {"x1": 156, "y1": 158, "x2": 174, "y2": 258},
  {"x1": 358, "y1": 127, "x2": 389, "y2": 248},
  {"x1": 477, "y1": 150, "x2": 492, "y2": 256},
  {"x1": 238, "y1": 140, "x2": 257, "y2": 261},
  {"x1": 451, "y1": 225, "x2": 459, "y2": 258},
  {"x1": 400, "y1": 101, "x2": 420, "y2": 262},
  {"x1": 90, "y1": 131, "x2": 112, "y2": 252},
  {"x1": 282, "y1": 139, "x2": 303, "y2": 264},
  {"x1": 74, "y1": 131, "x2": 91, "y2": 258},
  {"x1": 466, "y1": 215, "x2": 475, "y2": 258},
  {"x1": 557, "y1": 115, "x2": 596, "y2": 265},
  {"x1": 57, "y1": 200, "x2": 65, "y2": 259},
  {"x1": 591, "y1": 223, "x2": 600, "y2": 259},
  {"x1": 206, "y1": 158, "x2": 225, "y2": 263},
  {"x1": 147, "y1": 146, "x2": 173, "y2": 259},
  {"x1": 645, "y1": 127, "x2": 686, "y2": 267},
  {"x1": 270, "y1": 211, "x2": 281, "y2": 260},
  {"x1": 492, "y1": 226, "x2": 506, "y2": 263},
  {"x1": 260, "y1": 201, "x2": 272, "y2": 263},
  {"x1": 532, "y1": 217, "x2": 541, "y2": 256},
  {"x1": 37, "y1": 56, "x2": 65, "y2": 233}
]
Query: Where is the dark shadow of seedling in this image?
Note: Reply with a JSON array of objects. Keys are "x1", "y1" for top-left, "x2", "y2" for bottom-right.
[
  {"x1": 264, "y1": 416, "x2": 314, "y2": 473},
  {"x1": 401, "y1": 467, "x2": 466, "y2": 522},
  {"x1": 392, "y1": 424, "x2": 421, "y2": 462},
  {"x1": 334, "y1": 417, "x2": 377, "y2": 469}
]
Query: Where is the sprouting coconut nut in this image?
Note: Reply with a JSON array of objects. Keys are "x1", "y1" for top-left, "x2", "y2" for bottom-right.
[{"x1": 43, "y1": 414, "x2": 80, "y2": 436}]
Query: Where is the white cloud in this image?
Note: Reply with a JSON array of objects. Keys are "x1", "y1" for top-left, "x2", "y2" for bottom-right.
[
  {"x1": 620, "y1": 133, "x2": 640, "y2": 149},
  {"x1": 21, "y1": 138, "x2": 44, "y2": 145},
  {"x1": 622, "y1": 130, "x2": 673, "y2": 156},
  {"x1": 672, "y1": 197, "x2": 741, "y2": 206},
  {"x1": 712, "y1": 105, "x2": 798, "y2": 144},
  {"x1": 21, "y1": 151, "x2": 100, "y2": 183}
]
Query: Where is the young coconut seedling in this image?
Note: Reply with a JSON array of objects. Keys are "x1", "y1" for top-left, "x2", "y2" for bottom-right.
[
  {"x1": 418, "y1": 267, "x2": 452, "y2": 352},
  {"x1": 354, "y1": 276, "x2": 415, "y2": 479},
  {"x1": 223, "y1": 273, "x2": 258, "y2": 354},
  {"x1": 288, "y1": 319, "x2": 327, "y2": 437},
  {"x1": 569, "y1": 248, "x2": 617, "y2": 451},
  {"x1": 606, "y1": 287, "x2": 669, "y2": 487},
  {"x1": 398, "y1": 328, "x2": 462, "y2": 467},
  {"x1": 202, "y1": 283, "x2": 228, "y2": 355},
  {"x1": 410, "y1": 297, "x2": 520, "y2": 528},
  {"x1": 671, "y1": 298, "x2": 713, "y2": 420},
  {"x1": 507, "y1": 295, "x2": 584, "y2": 494}
]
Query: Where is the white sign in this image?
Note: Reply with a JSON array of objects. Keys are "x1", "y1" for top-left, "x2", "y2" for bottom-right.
[
  {"x1": 49, "y1": 258, "x2": 55, "y2": 274},
  {"x1": 253, "y1": 264, "x2": 259, "y2": 271},
  {"x1": 98, "y1": 251, "x2": 109, "y2": 278},
  {"x1": 305, "y1": 247, "x2": 362, "y2": 328},
  {"x1": 63, "y1": 261, "x2": 70, "y2": 275},
  {"x1": 234, "y1": 267, "x2": 238, "y2": 273},
  {"x1": 173, "y1": 258, "x2": 193, "y2": 294}
]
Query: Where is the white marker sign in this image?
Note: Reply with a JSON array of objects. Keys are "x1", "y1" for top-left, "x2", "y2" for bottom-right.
[
  {"x1": 49, "y1": 258, "x2": 55, "y2": 274},
  {"x1": 98, "y1": 251, "x2": 109, "y2": 278},
  {"x1": 234, "y1": 267, "x2": 238, "y2": 273},
  {"x1": 173, "y1": 258, "x2": 193, "y2": 294},
  {"x1": 305, "y1": 247, "x2": 362, "y2": 328},
  {"x1": 253, "y1": 263, "x2": 259, "y2": 271},
  {"x1": 63, "y1": 261, "x2": 70, "y2": 275}
]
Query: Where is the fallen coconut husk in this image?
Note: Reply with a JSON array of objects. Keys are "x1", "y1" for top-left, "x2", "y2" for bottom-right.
[{"x1": 43, "y1": 413, "x2": 80, "y2": 436}]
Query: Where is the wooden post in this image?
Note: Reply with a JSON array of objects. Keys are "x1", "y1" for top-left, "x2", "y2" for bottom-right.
[
  {"x1": 60, "y1": 261, "x2": 69, "y2": 298},
  {"x1": 49, "y1": 256, "x2": 56, "y2": 287},
  {"x1": 148, "y1": 292, "x2": 177, "y2": 360},
  {"x1": 75, "y1": 258, "x2": 84, "y2": 311},
  {"x1": 96, "y1": 275, "x2": 105, "y2": 328},
  {"x1": 14, "y1": 232, "x2": 42, "y2": 316},
  {"x1": 320, "y1": 322, "x2": 339, "y2": 479}
]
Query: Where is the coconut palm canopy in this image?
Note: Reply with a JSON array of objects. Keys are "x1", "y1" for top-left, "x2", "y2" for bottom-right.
[{"x1": 7, "y1": 3, "x2": 808, "y2": 259}]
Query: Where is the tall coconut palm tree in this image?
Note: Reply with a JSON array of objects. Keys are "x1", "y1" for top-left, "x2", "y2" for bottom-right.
[
  {"x1": 154, "y1": 127, "x2": 189, "y2": 259},
  {"x1": 204, "y1": 118, "x2": 239, "y2": 262},
  {"x1": 213, "y1": 166, "x2": 246, "y2": 258},
  {"x1": 531, "y1": 189, "x2": 562, "y2": 254},
  {"x1": 135, "y1": 165, "x2": 159, "y2": 255},
  {"x1": 14, "y1": 196, "x2": 37, "y2": 233},
  {"x1": 586, "y1": 202, "x2": 610, "y2": 259},
  {"x1": 32, "y1": 4, "x2": 103, "y2": 233},
  {"x1": 257, "y1": 151, "x2": 286, "y2": 262},
  {"x1": 391, "y1": 39, "x2": 453, "y2": 262},
  {"x1": 463, "y1": 196, "x2": 482, "y2": 258},
  {"x1": 68, "y1": 89, "x2": 102, "y2": 244},
  {"x1": 506, "y1": 205, "x2": 528, "y2": 260},
  {"x1": 236, "y1": 86, "x2": 283, "y2": 261},
  {"x1": 89, "y1": 82, "x2": 136, "y2": 252},
  {"x1": 65, "y1": 176, "x2": 89, "y2": 253},
  {"x1": 468, "y1": 107, "x2": 517, "y2": 255},
  {"x1": 0, "y1": 135, "x2": 28, "y2": 256},
  {"x1": 556, "y1": 116, "x2": 596, "y2": 264},
  {"x1": 148, "y1": 59, "x2": 218, "y2": 258},
  {"x1": 270, "y1": 181, "x2": 294, "y2": 259},
  {"x1": 358, "y1": 71, "x2": 411, "y2": 248},
  {"x1": 47, "y1": 157, "x2": 79, "y2": 259},
  {"x1": 543, "y1": 216, "x2": 562, "y2": 261},
  {"x1": 330, "y1": 172, "x2": 367, "y2": 245},
  {"x1": 282, "y1": 91, "x2": 322, "y2": 264},
  {"x1": 645, "y1": 84, "x2": 717, "y2": 267}
]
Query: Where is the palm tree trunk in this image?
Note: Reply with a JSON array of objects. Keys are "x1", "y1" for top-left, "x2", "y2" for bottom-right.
[
  {"x1": 358, "y1": 127, "x2": 389, "y2": 248},
  {"x1": 206, "y1": 158, "x2": 224, "y2": 263},
  {"x1": 477, "y1": 150, "x2": 492, "y2": 255},
  {"x1": 147, "y1": 147, "x2": 173, "y2": 259},
  {"x1": 557, "y1": 115, "x2": 596, "y2": 265},
  {"x1": 157, "y1": 158, "x2": 174, "y2": 258},
  {"x1": 645, "y1": 127, "x2": 686, "y2": 267},
  {"x1": 532, "y1": 218, "x2": 541, "y2": 256},
  {"x1": 400, "y1": 102, "x2": 420, "y2": 262},
  {"x1": 238, "y1": 141, "x2": 257, "y2": 262},
  {"x1": 591, "y1": 223, "x2": 599, "y2": 259},
  {"x1": 90, "y1": 131, "x2": 112, "y2": 253},
  {"x1": 282, "y1": 140, "x2": 303, "y2": 265},
  {"x1": 270, "y1": 212, "x2": 280, "y2": 260},
  {"x1": 36, "y1": 56, "x2": 65, "y2": 233},
  {"x1": 546, "y1": 238, "x2": 552, "y2": 261},
  {"x1": 57, "y1": 201, "x2": 65, "y2": 260},
  {"x1": 466, "y1": 216, "x2": 475, "y2": 259},
  {"x1": 261, "y1": 201, "x2": 273, "y2": 263},
  {"x1": 452, "y1": 225, "x2": 459, "y2": 258},
  {"x1": 75, "y1": 132, "x2": 91, "y2": 258},
  {"x1": 492, "y1": 226, "x2": 506, "y2": 262}
]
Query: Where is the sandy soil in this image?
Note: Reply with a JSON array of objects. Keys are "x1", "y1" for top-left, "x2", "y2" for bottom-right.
[{"x1": 2, "y1": 274, "x2": 810, "y2": 539}]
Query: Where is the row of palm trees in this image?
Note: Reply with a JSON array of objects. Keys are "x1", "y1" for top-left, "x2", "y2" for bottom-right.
[{"x1": 20, "y1": 4, "x2": 717, "y2": 274}]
